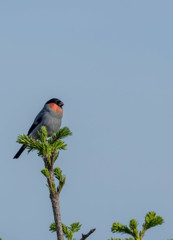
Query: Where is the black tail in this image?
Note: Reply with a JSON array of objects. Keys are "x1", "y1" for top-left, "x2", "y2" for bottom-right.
[{"x1": 13, "y1": 145, "x2": 26, "y2": 159}]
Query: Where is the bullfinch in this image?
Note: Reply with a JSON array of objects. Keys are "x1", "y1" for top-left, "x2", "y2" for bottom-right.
[{"x1": 13, "y1": 98, "x2": 64, "y2": 159}]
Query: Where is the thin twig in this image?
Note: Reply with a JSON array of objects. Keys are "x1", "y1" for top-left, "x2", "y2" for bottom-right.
[
  {"x1": 52, "y1": 136, "x2": 60, "y2": 144},
  {"x1": 45, "y1": 151, "x2": 64, "y2": 240},
  {"x1": 140, "y1": 229, "x2": 146, "y2": 239},
  {"x1": 80, "y1": 228, "x2": 96, "y2": 240}
]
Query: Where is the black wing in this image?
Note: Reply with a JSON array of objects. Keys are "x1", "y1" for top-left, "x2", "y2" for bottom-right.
[{"x1": 27, "y1": 116, "x2": 42, "y2": 135}]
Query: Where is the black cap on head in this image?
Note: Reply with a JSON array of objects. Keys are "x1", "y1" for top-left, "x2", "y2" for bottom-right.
[{"x1": 46, "y1": 98, "x2": 64, "y2": 108}]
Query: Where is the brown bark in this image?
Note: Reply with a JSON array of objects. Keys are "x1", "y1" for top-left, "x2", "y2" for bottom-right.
[
  {"x1": 50, "y1": 193, "x2": 64, "y2": 240},
  {"x1": 80, "y1": 228, "x2": 96, "y2": 240},
  {"x1": 44, "y1": 155, "x2": 64, "y2": 240}
]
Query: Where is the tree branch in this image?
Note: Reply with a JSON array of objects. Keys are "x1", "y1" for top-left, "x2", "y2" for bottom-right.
[
  {"x1": 140, "y1": 229, "x2": 146, "y2": 240},
  {"x1": 80, "y1": 228, "x2": 96, "y2": 240},
  {"x1": 44, "y1": 152, "x2": 64, "y2": 240}
]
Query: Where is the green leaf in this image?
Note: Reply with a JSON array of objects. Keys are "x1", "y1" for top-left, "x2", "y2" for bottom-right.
[
  {"x1": 62, "y1": 223, "x2": 69, "y2": 235},
  {"x1": 62, "y1": 175, "x2": 66, "y2": 184},
  {"x1": 142, "y1": 212, "x2": 164, "y2": 230},
  {"x1": 55, "y1": 127, "x2": 72, "y2": 140},
  {"x1": 54, "y1": 168, "x2": 62, "y2": 181},
  {"x1": 112, "y1": 222, "x2": 132, "y2": 236},
  {"x1": 17, "y1": 134, "x2": 49, "y2": 158},
  {"x1": 48, "y1": 127, "x2": 72, "y2": 144},
  {"x1": 16, "y1": 126, "x2": 71, "y2": 159},
  {"x1": 111, "y1": 212, "x2": 164, "y2": 240},
  {"x1": 54, "y1": 167, "x2": 66, "y2": 192},
  {"x1": 62, "y1": 223, "x2": 72, "y2": 240},
  {"x1": 59, "y1": 175, "x2": 66, "y2": 192},
  {"x1": 129, "y1": 219, "x2": 138, "y2": 230},
  {"x1": 37, "y1": 126, "x2": 48, "y2": 142},
  {"x1": 41, "y1": 168, "x2": 50, "y2": 178},
  {"x1": 69, "y1": 222, "x2": 82, "y2": 233},
  {"x1": 49, "y1": 222, "x2": 56, "y2": 233},
  {"x1": 68, "y1": 232, "x2": 73, "y2": 240},
  {"x1": 129, "y1": 219, "x2": 138, "y2": 238},
  {"x1": 52, "y1": 140, "x2": 67, "y2": 150}
]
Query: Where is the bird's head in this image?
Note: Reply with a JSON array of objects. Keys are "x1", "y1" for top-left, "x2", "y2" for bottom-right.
[
  {"x1": 46, "y1": 98, "x2": 64, "y2": 115},
  {"x1": 46, "y1": 98, "x2": 64, "y2": 108}
]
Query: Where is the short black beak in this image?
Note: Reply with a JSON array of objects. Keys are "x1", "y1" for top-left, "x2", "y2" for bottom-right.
[{"x1": 60, "y1": 102, "x2": 64, "y2": 107}]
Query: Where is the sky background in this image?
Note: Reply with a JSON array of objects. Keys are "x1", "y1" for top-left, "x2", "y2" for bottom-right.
[{"x1": 0, "y1": 1, "x2": 173, "y2": 240}]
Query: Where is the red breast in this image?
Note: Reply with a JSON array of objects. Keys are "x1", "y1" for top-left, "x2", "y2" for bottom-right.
[{"x1": 48, "y1": 103, "x2": 63, "y2": 115}]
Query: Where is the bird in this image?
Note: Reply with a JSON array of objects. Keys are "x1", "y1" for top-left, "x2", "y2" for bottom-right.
[{"x1": 13, "y1": 98, "x2": 64, "y2": 159}]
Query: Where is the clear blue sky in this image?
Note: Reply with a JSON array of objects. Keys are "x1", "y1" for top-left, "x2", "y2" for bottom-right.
[{"x1": 0, "y1": 1, "x2": 173, "y2": 239}]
